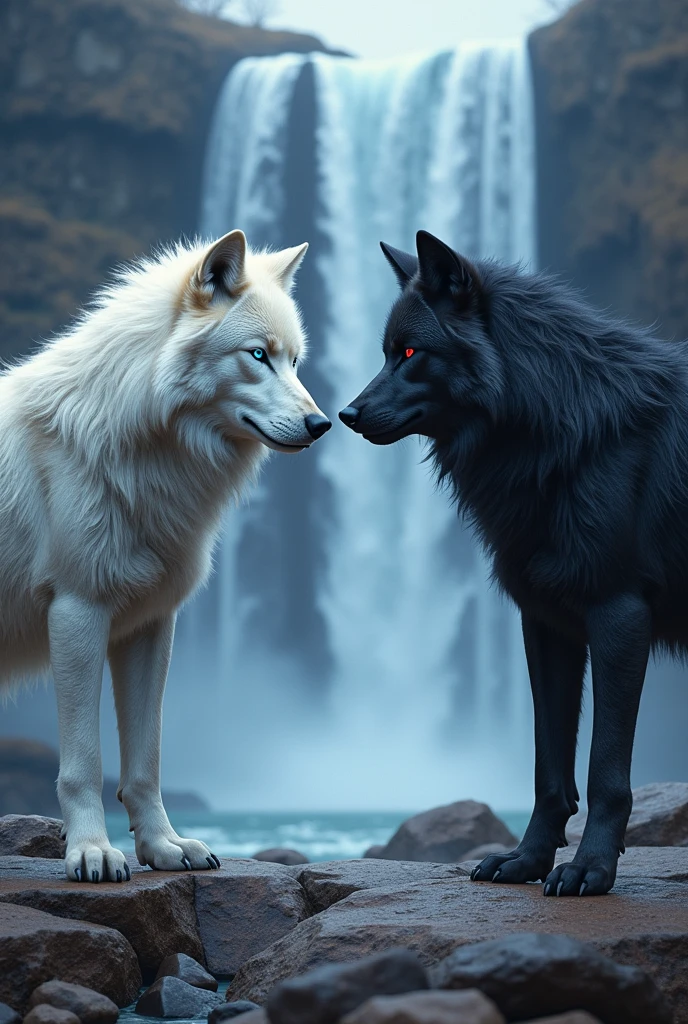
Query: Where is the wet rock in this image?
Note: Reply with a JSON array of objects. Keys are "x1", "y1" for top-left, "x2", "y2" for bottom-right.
[
  {"x1": 375, "y1": 801, "x2": 517, "y2": 862},
  {"x1": 253, "y1": 849, "x2": 309, "y2": 866},
  {"x1": 296, "y1": 860, "x2": 468, "y2": 914},
  {"x1": 362, "y1": 846, "x2": 385, "y2": 859},
  {"x1": 229, "y1": 1014, "x2": 267, "y2": 1024},
  {"x1": 0, "y1": 1004, "x2": 20, "y2": 1024},
  {"x1": 154, "y1": 952, "x2": 217, "y2": 992},
  {"x1": 229, "y1": 867, "x2": 688, "y2": 1020},
  {"x1": 0, "y1": 902, "x2": 141, "y2": 1012},
  {"x1": 340, "y1": 989, "x2": 504, "y2": 1024},
  {"x1": 209, "y1": 1003, "x2": 261, "y2": 1023},
  {"x1": 23, "y1": 1007, "x2": 80, "y2": 1024},
  {"x1": 135, "y1": 977, "x2": 223, "y2": 1018},
  {"x1": 567, "y1": 782, "x2": 688, "y2": 846},
  {"x1": 193, "y1": 859, "x2": 309, "y2": 977},
  {"x1": 431, "y1": 932, "x2": 673, "y2": 1024},
  {"x1": 265, "y1": 948, "x2": 429, "y2": 1024},
  {"x1": 0, "y1": 855, "x2": 201, "y2": 982},
  {"x1": 28, "y1": 981, "x2": 119, "y2": 1024},
  {"x1": 461, "y1": 842, "x2": 512, "y2": 861},
  {"x1": 0, "y1": 816, "x2": 65, "y2": 859}
]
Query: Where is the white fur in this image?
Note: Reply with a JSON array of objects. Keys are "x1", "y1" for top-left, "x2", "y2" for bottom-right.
[{"x1": 0, "y1": 230, "x2": 326, "y2": 880}]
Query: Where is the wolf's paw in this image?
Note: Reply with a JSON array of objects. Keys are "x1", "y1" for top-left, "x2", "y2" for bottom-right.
[
  {"x1": 470, "y1": 846, "x2": 555, "y2": 885},
  {"x1": 65, "y1": 840, "x2": 130, "y2": 883},
  {"x1": 544, "y1": 857, "x2": 616, "y2": 896},
  {"x1": 136, "y1": 834, "x2": 221, "y2": 872}
]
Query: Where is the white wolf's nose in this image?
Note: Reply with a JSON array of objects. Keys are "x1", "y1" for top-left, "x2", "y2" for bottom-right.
[{"x1": 305, "y1": 413, "x2": 332, "y2": 440}]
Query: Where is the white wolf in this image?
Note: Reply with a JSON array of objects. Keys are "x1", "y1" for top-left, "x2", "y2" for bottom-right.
[{"x1": 0, "y1": 229, "x2": 330, "y2": 882}]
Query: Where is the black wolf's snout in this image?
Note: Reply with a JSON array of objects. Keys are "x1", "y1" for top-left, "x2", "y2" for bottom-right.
[
  {"x1": 339, "y1": 406, "x2": 360, "y2": 428},
  {"x1": 305, "y1": 413, "x2": 332, "y2": 440}
]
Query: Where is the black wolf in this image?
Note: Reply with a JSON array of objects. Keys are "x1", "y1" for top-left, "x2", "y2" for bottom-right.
[{"x1": 339, "y1": 230, "x2": 687, "y2": 896}]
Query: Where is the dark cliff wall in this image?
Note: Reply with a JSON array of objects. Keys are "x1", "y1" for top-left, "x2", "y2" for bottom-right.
[
  {"x1": 530, "y1": 0, "x2": 688, "y2": 341},
  {"x1": 0, "y1": 0, "x2": 325, "y2": 358}
]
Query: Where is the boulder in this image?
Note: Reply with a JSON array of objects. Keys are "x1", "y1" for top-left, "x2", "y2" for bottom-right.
[
  {"x1": 376, "y1": 802, "x2": 517, "y2": 862},
  {"x1": 253, "y1": 849, "x2": 309, "y2": 866},
  {"x1": 431, "y1": 932, "x2": 672, "y2": 1024},
  {"x1": 522, "y1": 1016, "x2": 602, "y2": 1024},
  {"x1": 567, "y1": 782, "x2": 688, "y2": 846},
  {"x1": 461, "y1": 843, "x2": 512, "y2": 861},
  {"x1": 134, "y1": 976, "x2": 223, "y2": 1018},
  {"x1": 154, "y1": 952, "x2": 217, "y2": 992},
  {"x1": 265, "y1": 949, "x2": 429, "y2": 1024},
  {"x1": 0, "y1": 1004, "x2": 19, "y2": 1024},
  {"x1": 362, "y1": 846, "x2": 385, "y2": 859},
  {"x1": 23, "y1": 1008, "x2": 80, "y2": 1024},
  {"x1": 28, "y1": 981, "x2": 118, "y2": 1024},
  {"x1": 340, "y1": 989, "x2": 504, "y2": 1024},
  {"x1": 0, "y1": 855, "x2": 201, "y2": 981},
  {"x1": 229, "y1": 861, "x2": 688, "y2": 1021},
  {"x1": 296, "y1": 860, "x2": 468, "y2": 915},
  {"x1": 193, "y1": 859, "x2": 309, "y2": 977},
  {"x1": 0, "y1": 902, "x2": 141, "y2": 1012},
  {"x1": 0, "y1": 816, "x2": 65, "y2": 859},
  {"x1": 229, "y1": 1015, "x2": 268, "y2": 1024},
  {"x1": 209, "y1": 1003, "x2": 262, "y2": 1023}
]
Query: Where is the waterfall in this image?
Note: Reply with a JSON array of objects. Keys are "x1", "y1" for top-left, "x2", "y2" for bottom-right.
[{"x1": 172, "y1": 41, "x2": 537, "y2": 810}]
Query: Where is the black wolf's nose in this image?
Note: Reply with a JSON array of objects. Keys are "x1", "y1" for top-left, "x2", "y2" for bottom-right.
[
  {"x1": 339, "y1": 406, "x2": 360, "y2": 427},
  {"x1": 305, "y1": 413, "x2": 332, "y2": 440}
]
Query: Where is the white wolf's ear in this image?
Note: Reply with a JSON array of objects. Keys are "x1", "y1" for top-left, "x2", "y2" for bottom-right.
[
  {"x1": 197, "y1": 229, "x2": 247, "y2": 299},
  {"x1": 268, "y1": 243, "x2": 309, "y2": 293}
]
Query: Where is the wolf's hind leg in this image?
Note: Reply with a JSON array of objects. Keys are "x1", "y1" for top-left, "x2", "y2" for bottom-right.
[
  {"x1": 50, "y1": 594, "x2": 128, "y2": 882},
  {"x1": 471, "y1": 615, "x2": 586, "y2": 886},
  {"x1": 544, "y1": 593, "x2": 650, "y2": 897},
  {"x1": 109, "y1": 614, "x2": 220, "y2": 872}
]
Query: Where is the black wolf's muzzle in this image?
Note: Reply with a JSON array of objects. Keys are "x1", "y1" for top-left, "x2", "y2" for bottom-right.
[{"x1": 338, "y1": 406, "x2": 360, "y2": 428}]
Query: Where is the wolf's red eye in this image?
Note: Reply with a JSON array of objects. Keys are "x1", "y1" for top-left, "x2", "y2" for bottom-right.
[{"x1": 405, "y1": 348, "x2": 415, "y2": 359}]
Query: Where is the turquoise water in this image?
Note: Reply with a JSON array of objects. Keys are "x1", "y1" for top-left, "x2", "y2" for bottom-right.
[{"x1": 105, "y1": 810, "x2": 529, "y2": 862}]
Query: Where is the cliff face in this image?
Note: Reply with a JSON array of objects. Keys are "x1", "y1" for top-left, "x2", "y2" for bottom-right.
[
  {"x1": 530, "y1": 0, "x2": 688, "y2": 341},
  {"x1": 0, "y1": 0, "x2": 324, "y2": 358}
]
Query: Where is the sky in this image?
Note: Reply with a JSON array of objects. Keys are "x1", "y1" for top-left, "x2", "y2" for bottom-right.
[{"x1": 258, "y1": 0, "x2": 561, "y2": 58}]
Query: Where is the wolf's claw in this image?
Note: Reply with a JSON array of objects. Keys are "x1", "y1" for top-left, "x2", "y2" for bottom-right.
[
  {"x1": 74, "y1": 868, "x2": 82, "y2": 882},
  {"x1": 124, "y1": 863, "x2": 131, "y2": 881},
  {"x1": 212, "y1": 854, "x2": 221, "y2": 868},
  {"x1": 181, "y1": 856, "x2": 192, "y2": 870},
  {"x1": 91, "y1": 870, "x2": 99, "y2": 883}
]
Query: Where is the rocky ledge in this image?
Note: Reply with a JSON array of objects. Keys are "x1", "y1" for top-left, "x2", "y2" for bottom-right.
[{"x1": 0, "y1": 843, "x2": 687, "y2": 1021}]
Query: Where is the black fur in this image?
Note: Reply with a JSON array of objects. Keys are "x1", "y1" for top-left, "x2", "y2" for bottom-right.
[{"x1": 339, "y1": 230, "x2": 688, "y2": 897}]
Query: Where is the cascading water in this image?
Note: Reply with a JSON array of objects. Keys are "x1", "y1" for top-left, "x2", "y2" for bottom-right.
[{"x1": 171, "y1": 41, "x2": 538, "y2": 810}]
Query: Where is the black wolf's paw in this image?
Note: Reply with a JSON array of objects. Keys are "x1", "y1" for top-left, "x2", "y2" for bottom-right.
[
  {"x1": 470, "y1": 847, "x2": 555, "y2": 885},
  {"x1": 544, "y1": 858, "x2": 616, "y2": 896}
]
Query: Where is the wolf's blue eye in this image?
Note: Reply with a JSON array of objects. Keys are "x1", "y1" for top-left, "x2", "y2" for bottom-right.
[{"x1": 252, "y1": 348, "x2": 266, "y2": 361}]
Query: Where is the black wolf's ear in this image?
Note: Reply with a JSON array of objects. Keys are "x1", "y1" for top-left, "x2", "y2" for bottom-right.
[
  {"x1": 198, "y1": 229, "x2": 247, "y2": 298},
  {"x1": 416, "y1": 230, "x2": 478, "y2": 300},
  {"x1": 380, "y1": 241, "x2": 418, "y2": 289}
]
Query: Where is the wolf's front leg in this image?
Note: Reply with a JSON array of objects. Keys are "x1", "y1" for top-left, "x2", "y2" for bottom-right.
[
  {"x1": 109, "y1": 614, "x2": 220, "y2": 872},
  {"x1": 50, "y1": 594, "x2": 128, "y2": 882}
]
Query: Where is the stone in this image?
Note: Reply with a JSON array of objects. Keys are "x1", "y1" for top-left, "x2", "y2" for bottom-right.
[
  {"x1": 340, "y1": 989, "x2": 504, "y2": 1024},
  {"x1": 229, "y1": 1015, "x2": 267, "y2": 1024},
  {"x1": 567, "y1": 782, "x2": 688, "y2": 846},
  {"x1": 229, "y1": 866, "x2": 688, "y2": 1021},
  {"x1": 296, "y1": 860, "x2": 468, "y2": 915},
  {"x1": 461, "y1": 842, "x2": 512, "y2": 861},
  {"x1": 28, "y1": 981, "x2": 119, "y2": 1024},
  {"x1": 363, "y1": 846, "x2": 385, "y2": 859},
  {"x1": 554, "y1": 844, "x2": 688, "y2": 882},
  {"x1": 0, "y1": 816, "x2": 65, "y2": 859},
  {"x1": 23, "y1": 1008, "x2": 80, "y2": 1024},
  {"x1": 154, "y1": 952, "x2": 217, "y2": 992},
  {"x1": 0, "y1": 855, "x2": 202, "y2": 982},
  {"x1": 0, "y1": 1004, "x2": 20, "y2": 1024},
  {"x1": 522, "y1": 1016, "x2": 602, "y2": 1024},
  {"x1": 134, "y1": 977, "x2": 223, "y2": 1018},
  {"x1": 376, "y1": 801, "x2": 517, "y2": 862},
  {"x1": 193, "y1": 859, "x2": 309, "y2": 977},
  {"x1": 253, "y1": 848, "x2": 309, "y2": 866},
  {"x1": 209, "y1": 1003, "x2": 261, "y2": 1023},
  {"x1": 0, "y1": 902, "x2": 140, "y2": 1012},
  {"x1": 265, "y1": 949, "x2": 429, "y2": 1024},
  {"x1": 431, "y1": 932, "x2": 672, "y2": 1024}
]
